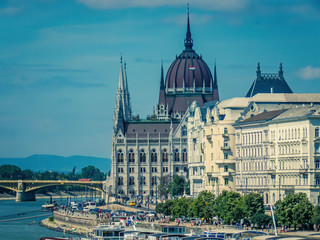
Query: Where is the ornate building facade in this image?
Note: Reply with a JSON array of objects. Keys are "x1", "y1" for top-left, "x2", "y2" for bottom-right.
[
  {"x1": 107, "y1": 12, "x2": 218, "y2": 199},
  {"x1": 235, "y1": 104, "x2": 320, "y2": 205}
]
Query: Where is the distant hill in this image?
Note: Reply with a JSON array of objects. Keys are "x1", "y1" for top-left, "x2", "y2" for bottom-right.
[{"x1": 0, "y1": 154, "x2": 111, "y2": 173}]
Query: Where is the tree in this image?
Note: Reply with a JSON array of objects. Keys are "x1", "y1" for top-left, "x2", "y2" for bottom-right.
[
  {"x1": 250, "y1": 213, "x2": 272, "y2": 228},
  {"x1": 81, "y1": 165, "x2": 105, "y2": 180},
  {"x1": 189, "y1": 191, "x2": 215, "y2": 219},
  {"x1": 158, "y1": 175, "x2": 171, "y2": 199},
  {"x1": 243, "y1": 193, "x2": 265, "y2": 220},
  {"x1": 311, "y1": 205, "x2": 320, "y2": 225},
  {"x1": 21, "y1": 169, "x2": 34, "y2": 180},
  {"x1": 275, "y1": 193, "x2": 314, "y2": 229},
  {"x1": 184, "y1": 180, "x2": 190, "y2": 195},
  {"x1": 171, "y1": 175, "x2": 185, "y2": 197},
  {"x1": 161, "y1": 199, "x2": 174, "y2": 216},
  {"x1": 216, "y1": 191, "x2": 245, "y2": 224},
  {"x1": 171, "y1": 197, "x2": 193, "y2": 218},
  {"x1": 0, "y1": 164, "x2": 21, "y2": 179}
]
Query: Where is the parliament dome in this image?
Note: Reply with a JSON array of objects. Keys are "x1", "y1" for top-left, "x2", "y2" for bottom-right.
[{"x1": 165, "y1": 12, "x2": 213, "y2": 92}]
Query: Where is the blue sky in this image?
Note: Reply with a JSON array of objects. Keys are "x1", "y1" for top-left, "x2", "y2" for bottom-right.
[{"x1": 1, "y1": 0, "x2": 320, "y2": 158}]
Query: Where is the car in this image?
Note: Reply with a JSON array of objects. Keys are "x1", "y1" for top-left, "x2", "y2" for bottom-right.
[
  {"x1": 146, "y1": 211, "x2": 157, "y2": 217},
  {"x1": 128, "y1": 201, "x2": 135, "y2": 206},
  {"x1": 136, "y1": 203, "x2": 142, "y2": 207}
]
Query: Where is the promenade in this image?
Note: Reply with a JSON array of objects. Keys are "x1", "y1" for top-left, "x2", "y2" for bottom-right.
[{"x1": 39, "y1": 204, "x2": 320, "y2": 239}]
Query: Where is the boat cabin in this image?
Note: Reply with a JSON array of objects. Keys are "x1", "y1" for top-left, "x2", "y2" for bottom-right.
[{"x1": 161, "y1": 225, "x2": 186, "y2": 234}]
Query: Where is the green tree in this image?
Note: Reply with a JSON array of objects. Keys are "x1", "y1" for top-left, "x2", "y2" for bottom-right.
[
  {"x1": 243, "y1": 192, "x2": 264, "y2": 220},
  {"x1": 189, "y1": 191, "x2": 215, "y2": 219},
  {"x1": 250, "y1": 213, "x2": 272, "y2": 228},
  {"x1": 161, "y1": 199, "x2": 174, "y2": 216},
  {"x1": 171, "y1": 175, "x2": 185, "y2": 197},
  {"x1": 81, "y1": 165, "x2": 105, "y2": 180},
  {"x1": 21, "y1": 169, "x2": 34, "y2": 180},
  {"x1": 158, "y1": 175, "x2": 171, "y2": 199},
  {"x1": 216, "y1": 191, "x2": 245, "y2": 224},
  {"x1": 0, "y1": 164, "x2": 21, "y2": 179},
  {"x1": 171, "y1": 197, "x2": 193, "y2": 218},
  {"x1": 311, "y1": 205, "x2": 320, "y2": 225},
  {"x1": 275, "y1": 193, "x2": 314, "y2": 229},
  {"x1": 184, "y1": 180, "x2": 190, "y2": 195}
]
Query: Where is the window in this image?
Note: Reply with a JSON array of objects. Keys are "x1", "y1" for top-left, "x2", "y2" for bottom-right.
[
  {"x1": 174, "y1": 149, "x2": 180, "y2": 162},
  {"x1": 162, "y1": 149, "x2": 168, "y2": 162},
  {"x1": 118, "y1": 177, "x2": 123, "y2": 185},
  {"x1": 224, "y1": 178, "x2": 229, "y2": 185},
  {"x1": 140, "y1": 167, "x2": 146, "y2": 173},
  {"x1": 151, "y1": 149, "x2": 157, "y2": 162},
  {"x1": 316, "y1": 160, "x2": 320, "y2": 169},
  {"x1": 181, "y1": 126, "x2": 187, "y2": 136},
  {"x1": 315, "y1": 143, "x2": 320, "y2": 154},
  {"x1": 129, "y1": 149, "x2": 135, "y2": 163},
  {"x1": 224, "y1": 153, "x2": 228, "y2": 159},
  {"x1": 118, "y1": 168, "x2": 123, "y2": 173},
  {"x1": 141, "y1": 176, "x2": 146, "y2": 185},
  {"x1": 316, "y1": 128, "x2": 319, "y2": 138},
  {"x1": 152, "y1": 167, "x2": 157, "y2": 173},
  {"x1": 151, "y1": 176, "x2": 157, "y2": 186},
  {"x1": 316, "y1": 175, "x2": 320, "y2": 186},
  {"x1": 117, "y1": 149, "x2": 124, "y2": 163},
  {"x1": 224, "y1": 140, "x2": 229, "y2": 148},
  {"x1": 224, "y1": 165, "x2": 228, "y2": 172},
  {"x1": 224, "y1": 128, "x2": 228, "y2": 134},
  {"x1": 162, "y1": 167, "x2": 168, "y2": 172},
  {"x1": 140, "y1": 149, "x2": 146, "y2": 162},
  {"x1": 129, "y1": 177, "x2": 135, "y2": 185},
  {"x1": 176, "y1": 167, "x2": 179, "y2": 172},
  {"x1": 129, "y1": 167, "x2": 134, "y2": 173},
  {"x1": 182, "y1": 149, "x2": 187, "y2": 162}
]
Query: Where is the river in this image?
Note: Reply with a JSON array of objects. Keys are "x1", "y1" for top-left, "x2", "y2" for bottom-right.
[{"x1": 0, "y1": 197, "x2": 92, "y2": 240}]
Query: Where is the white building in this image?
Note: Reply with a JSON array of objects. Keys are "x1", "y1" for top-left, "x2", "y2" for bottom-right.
[{"x1": 235, "y1": 106, "x2": 320, "y2": 204}]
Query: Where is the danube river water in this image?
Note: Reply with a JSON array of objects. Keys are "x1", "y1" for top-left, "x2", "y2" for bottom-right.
[{"x1": 0, "y1": 198, "x2": 78, "y2": 240}]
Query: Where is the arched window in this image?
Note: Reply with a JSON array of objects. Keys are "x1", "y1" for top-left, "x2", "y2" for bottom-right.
[
  {"x1": 224, "y1": 127, "x2": 228, "y2": 134},
  {"x1": 224, "y1": 165, "x2": 228, "y2": 172},
  {"x1": 174, "y1": 149, "x2": 180, "y2": 162},
  {"x1": 151, "y1": 149, "x2": 157, "y2": 162},
  {"x1": 162, "y1": 149, "x2": 168, "y2": 162},
  {"x1": 139, "y1": 149, "x2": 146, "y2": 163},
  {"x1": 316, "y1": 127, "x2": 319, "y2": 138},
  {"x1": 182, "y1": 149, "x2": 187, "y2": 162},
  {"x1": 117, "y1": 149, "x2": 124, "y2": 163},
  {"x1": 129, "y1": 149, "x2": 135, "y2": 163}
]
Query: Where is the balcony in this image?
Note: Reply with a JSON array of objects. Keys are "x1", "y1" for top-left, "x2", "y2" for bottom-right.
[
  {"x1": 299, "y1": 168, "x2": 308, "y2": 174},
  {"x1": 267, "y1": 169, "x2": 276, "y2": 174},
  {"x1": 206, "y1": 134, "x2": 212, "y2": 140},
  {"x1": 221, "y1": 146, "x2": 231, "y2": 151}
]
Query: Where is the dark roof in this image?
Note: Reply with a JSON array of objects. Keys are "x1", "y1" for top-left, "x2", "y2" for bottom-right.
[
  {"x1": 246, "y1": 63, "x2": 293, "y2": 97},
  {"x1": 246, "y1": 76, "x2": 293, "y2": 97},
  {"x1": 239, "y1": 109, "x2": 287, "y2": 124},
  {"x1": 124, "y1": 121, "x2": 179, "y2": 138}
]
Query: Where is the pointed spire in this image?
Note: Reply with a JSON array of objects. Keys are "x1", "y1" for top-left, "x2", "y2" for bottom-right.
[
  {"x1": 184, "y1": 4, "x2": 193, "y2": 50},
  {"x1": 256, "y1": 62, "x2": 261, "y2": 80},
  {"x1": 279, "y1": 62, "x2": 283, "y2": 79},
  {"x1": 160, "y1": 61, "x2": 165, "y2": 89}
]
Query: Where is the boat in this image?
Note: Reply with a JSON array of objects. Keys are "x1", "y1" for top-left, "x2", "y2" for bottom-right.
[
  {"x1": 41, "y1": 203, "x2": 57, "y2": 211},
  {"x1": 83, "y1": 225, "x2": 125, "y2": 240}
]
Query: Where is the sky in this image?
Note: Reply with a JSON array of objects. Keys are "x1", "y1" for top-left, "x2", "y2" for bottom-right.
[{"x1": 1, "y1": 0, "x2": 320, "y2": 159}]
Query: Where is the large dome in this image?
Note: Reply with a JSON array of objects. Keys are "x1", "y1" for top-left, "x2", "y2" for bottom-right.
[
  {"x1": 165, "y1": 11, "x2": 213, "y2": 92},
  {"x1": 166, "y1": 50, "x2": 213, "y2": 90}
]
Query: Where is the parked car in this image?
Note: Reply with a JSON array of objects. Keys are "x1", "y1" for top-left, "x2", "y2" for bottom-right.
[{"x1": 128, "y1": 201, "x2": 135, "y2": 206}]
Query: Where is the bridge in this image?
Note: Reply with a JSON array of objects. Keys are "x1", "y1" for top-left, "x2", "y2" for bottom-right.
[{"x1": 0, "y1": 180, "x2": 105, "y2": 202}]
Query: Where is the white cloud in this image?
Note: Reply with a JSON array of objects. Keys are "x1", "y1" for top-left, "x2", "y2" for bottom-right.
[
  {"x1": 298, "y1": 66, "x2": 320, "y2": 80},
  {"x1": 77, "y1": 0, "x2": 249, "y2": 11}
]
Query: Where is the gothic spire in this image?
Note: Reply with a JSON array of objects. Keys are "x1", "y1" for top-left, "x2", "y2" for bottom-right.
[
  {"x1": 184, "y1": 4, "x2": 193, "y2": 50},
  {"x1": 256, "y1": 62, "x2": 261, "y2": 80},
  {"x1": 160, "y1": 61, "x2": 165, "y2": 90},
  {"x1": 279, "y1": 62, "x2": 283, "y2": 79}
]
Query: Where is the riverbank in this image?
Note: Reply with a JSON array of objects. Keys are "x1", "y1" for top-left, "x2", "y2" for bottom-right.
[
  {"x1": 40, "y1": 209, "x2": 320, "y2": 239},
  {"x1": 0, "y1": 191, "x2": 101, "y2": 201}
]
